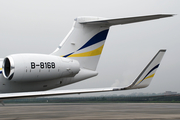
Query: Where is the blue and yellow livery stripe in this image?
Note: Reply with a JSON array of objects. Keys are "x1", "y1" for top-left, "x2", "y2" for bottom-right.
[
  {"x1": 0, "y1": 68, "x2": 2, "y2": 74},
  {"x1": 63, "y1": 29, "x2": 109, "y2": 57},
  {"x1": 68, "y1": 45, "x2": 104, "y2": 57},
  {"x1": 78, "y1": 29, "x2": 109, "y2": 51},
  {"x1": 135, "y1": 74, "x2": 155, "y2": 85},
  {"x1": 135, "y1": 64, "x2": 159, "y2": 86}
]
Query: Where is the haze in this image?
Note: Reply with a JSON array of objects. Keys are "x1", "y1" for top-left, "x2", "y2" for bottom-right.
[{"x1": 0, "y1": 0, "x2": 179, "y2": 96}]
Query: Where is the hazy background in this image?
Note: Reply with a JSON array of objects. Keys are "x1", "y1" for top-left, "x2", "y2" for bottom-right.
[{"x1": 0, "y1": 0, "x2": 179, "y2": 96}]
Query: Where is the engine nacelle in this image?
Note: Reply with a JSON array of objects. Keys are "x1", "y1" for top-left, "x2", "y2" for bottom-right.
[{"x1": 2, "y1": 54, "x2": 80, "y2": 82}]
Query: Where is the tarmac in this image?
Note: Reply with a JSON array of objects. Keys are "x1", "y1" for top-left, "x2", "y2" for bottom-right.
[{"x1": 0, "y1": 103, "x2": 180, "y2": 120}]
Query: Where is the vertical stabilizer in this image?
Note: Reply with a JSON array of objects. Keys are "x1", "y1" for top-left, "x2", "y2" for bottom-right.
[{"x1": 52, "y1": 17, "x2": 110, "y2": 70}]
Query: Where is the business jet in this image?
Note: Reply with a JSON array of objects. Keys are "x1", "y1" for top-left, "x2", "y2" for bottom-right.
[{"x1": 0, "y1": 14, "x2": 173, "y2": 103}]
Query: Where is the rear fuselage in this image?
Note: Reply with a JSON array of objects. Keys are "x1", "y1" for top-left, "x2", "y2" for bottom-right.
[{"x1": 0, "y1": 58, "x2": 97, "y2": 93}]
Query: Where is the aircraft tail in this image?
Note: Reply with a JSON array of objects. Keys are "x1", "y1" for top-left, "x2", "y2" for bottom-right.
[
  {"x1": 51, "y1": 14, "x2": 173, "y2": 70},
  {"x1": 52, "y1": 16, "x2": 110, "y2": 70}
]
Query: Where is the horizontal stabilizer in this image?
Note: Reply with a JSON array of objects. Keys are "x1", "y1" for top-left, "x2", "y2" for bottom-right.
[
  {"x1": 0, "y1": 50, "x2": 166, "y2": 100},
  {"x1": 77, "y1": 14, "x2": 174, "y2": 26}
]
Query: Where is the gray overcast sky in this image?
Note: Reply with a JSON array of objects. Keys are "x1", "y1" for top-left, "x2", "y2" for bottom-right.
[{"x1": 0, "y1": 0, "x2": 179, "y2": 96}]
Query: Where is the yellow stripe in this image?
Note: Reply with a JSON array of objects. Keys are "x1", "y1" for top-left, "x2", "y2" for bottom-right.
[
  {"x1": 68, "y1": 45, "x2": 104, "y2": 57},
  {"x1": 144, "y1": 74, "x2": 155, "y2": 80},
  {"x1": 0, "y1": 68, "x2": 2, "y2": 70},
  {"x1": 135, "y1": 73, "x2": 155, "y2": 85}
]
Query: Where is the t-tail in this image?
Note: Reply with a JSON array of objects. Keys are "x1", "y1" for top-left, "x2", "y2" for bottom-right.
[{"x1": 52, "y1": 14, "x2": 173, "y2": 71}]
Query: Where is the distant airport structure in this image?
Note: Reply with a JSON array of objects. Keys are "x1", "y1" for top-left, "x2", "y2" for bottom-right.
[{"x1": 163, "y1": 91, "x2": 178, "y2": 95}]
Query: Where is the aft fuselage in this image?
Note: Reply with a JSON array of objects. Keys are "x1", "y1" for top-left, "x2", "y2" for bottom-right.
[{"x1": 0, "y1": 59, "x2": 97, "y2": 93}]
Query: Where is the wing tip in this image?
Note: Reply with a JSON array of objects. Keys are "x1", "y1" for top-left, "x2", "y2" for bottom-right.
[
  {"x1": 159, "y1": 49, "x2": 166, "y2": 52},
  {"x1": 124, "y1": 49, "x2": 166, "y2": 90}
]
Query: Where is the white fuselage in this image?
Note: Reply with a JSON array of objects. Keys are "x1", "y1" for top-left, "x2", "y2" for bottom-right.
[{"x1": 0, "y1": 56, "x2": 98, "y2": 93}]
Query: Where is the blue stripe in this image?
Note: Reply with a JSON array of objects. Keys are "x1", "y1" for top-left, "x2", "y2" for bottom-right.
[
  {"x1": 63, "y1": 29, "x2": 109, "y2": 57},
  {"x1": 63, "y1": 52, "x2": 74, "y2": 57},
  {"x1": 137, "y1": 64, "x2": 159, "y2": 85},
  {"x1": 0, "y1": 71, "x2": 2, "y2": 74},
  {"x1": 78, "y1": 29, "x2": 109, "y2": 51},
  {"x1": 142, "y1": 64, "x2": 159, "y2": 80}
]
